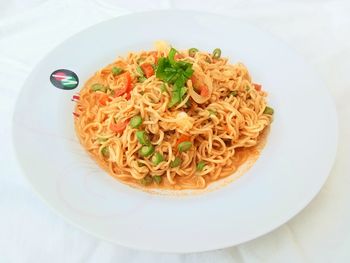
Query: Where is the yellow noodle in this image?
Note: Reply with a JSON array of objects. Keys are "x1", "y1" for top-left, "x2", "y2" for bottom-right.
[{"x1": 74, "y1": 46, "x2": 273, "y2": 190}]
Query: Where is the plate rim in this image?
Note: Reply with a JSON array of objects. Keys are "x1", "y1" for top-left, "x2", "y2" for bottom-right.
[{"x1": 12, "y1": 9, "x2": 339, "y2": 253}]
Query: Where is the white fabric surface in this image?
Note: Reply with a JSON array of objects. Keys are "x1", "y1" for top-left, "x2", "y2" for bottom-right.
[{"x1": 1, "y1": 0, "x2": 349, "y2": 262}]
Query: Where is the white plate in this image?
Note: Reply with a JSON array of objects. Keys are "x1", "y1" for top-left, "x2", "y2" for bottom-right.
[{"x1": 13, "y1": 11, "x2": 337, "y2": 253}]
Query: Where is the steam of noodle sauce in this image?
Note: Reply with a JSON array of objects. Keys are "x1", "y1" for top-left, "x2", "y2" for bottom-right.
[{"x1": 74, "y1": 43, "x2": 275, "y2": 186}]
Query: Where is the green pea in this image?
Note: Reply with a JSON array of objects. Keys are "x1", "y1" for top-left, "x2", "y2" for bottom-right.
[
  {"x1": 112, "y1": 67, "x2": 123, "y2": 75},
  {"x1": 139, "y1": 145, "x2": 155, "y2": 157},
  {"x1": 212, "y1": 48, "x2": 221, "y2": 59},
  {"x1": 188, "y1": 48, "x2": 199, "y2": 57},
  {"x1": 153, "y1": 175, "x2": 162, "y2": 184},
  {"x1": 151, "y1": 152, "x2": 164, "y2": 165},
  {"x1": 178, "y1": 141, "x2": 192, "y2": 152},
  {"x1": 130, "y1": 115, "x2": 143, "y2": 129},
  {"x1": 140, "y1": 175, "x2": 153, "y2": 185},
  {"x1": 196, "y1": 161, "x2": 206, "y2": 171},
  {"x1": 136, "y1": 131, "x2": 150, "y2": 145},
  {"x1": 101, "y1": 146, "x2": 109, "y2": 157},
  {"x1": 91, "y1": 83, "x2": 107, "y2": 92},
  {"x1": 263, "y1": 106, "x2": 274, "y2": 115},
  {"x1": 170, "y1": 157, "x2": 182, "y2": 168}
]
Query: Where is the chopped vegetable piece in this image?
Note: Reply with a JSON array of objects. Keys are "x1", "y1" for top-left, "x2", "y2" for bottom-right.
[
  {"x1": 151, "y1": 152, "x2": 164, "y2": 165},
  {"x1": 199, "y1": 85, "x2": 209, "y2": 97},
  {"x1": 168, "y1": 88, "x2": 187, "y2": 107},
  {"x1": 138, "y1": 161, "x2": 145, "y2": 167},
  {"x1": 213, "y1": 48, "x2": 221, "y2": 59},
  {"x1": 130, "y1": 115, "x2": 143, "y2": 128},
  {"x1": 136, "y1": 131, "x2": 150, "y2": 145},
  {"x1": 91, "y1": 83, "x2": 107, "y2": 92},
  {"x1": 136, "y1": 66, "x2": 144, "y2": 76},
  {"x1": 263, "y1": 106, "x2": 274, "y2": 115},
  {"x1": 123, "y1": 72, "x2": 133, "y2": 93},
  {"x1": 176, "y1": 135, "x2": 191, "y2": 149},
  {"x1": 153, "y1": 175, "x2": 162, "y2": 184},
  {"x1": 110, "y1": 121, "x2": 128, "y2": 134},
  {"x1": 188, "y1": 48, "x2": 198, "y2": 57},
  {"x1": 113, "y1": 72, "x2": 133, "y2": 97},
  {"x1": 253, "y1": 83, "x2": 262, "y2": 91},
  {"x1": 175, "y1": 53, "x2": 184, "y2": 60},
  {"x1": 140, "y1": 175, "x2": 153, "y2": 185},
  {"x1": 139, "y1": 145, "x2": 155, "y2": 157},
  {"x1": 141, "y1": 63, "x2": 155, "y2": 78},
  {"x1": 245, "y1": 86, "x2": 250, "y2": 91},
  {"x1": 168, "y1": 48, "x2": 177, "y2": 66},
  {"x1": 230, "y1": 91, "x2": 238, "y2": 97},
  {"x1": 191, "y1": 76, "x2": 209, "y2": 98},
  {"x1": 112, "y1": 67, "x2": 123, "y2": 75},
  {"x1": 138, "y1": 76, "x2": 147, "y2": 83},
  {"x1": 178, "y1": 141, "x2": 192, "y2": 152},
  {"x1": 97, "y1": 137, "x2": 108, "y2": 143},
  {"x1": 196, "y1": 161, "x2": 205, "y2": 171},
  {"x1": 208, "y1": 109, "x2": 217, "y2": 116},
  {"x1": 160, "y1": 83, "x2": 167, "y2": 93},
  {"x1": 170, "y1": 157, "x2": 182, "y2": 168},
  {"x1": 71, "y1": 95, "x2": 80, "y2": 101},
  {"x1": 155, "y1": 48, "x2": 194, "y2": 107},
  {"x1": 97, "y1": 93, "x2": 111, "y2": 106},
  {"x1": 101, "y1": 146, "x2": 109, "y2": 157},
  {"x1": 168, "y1": 82, "x2": 187, "y2": 107}
]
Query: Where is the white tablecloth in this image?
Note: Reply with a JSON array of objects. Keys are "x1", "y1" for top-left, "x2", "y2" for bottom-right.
[{"x1": 1, "y1": 0, "x2": 349, "y2": 262}]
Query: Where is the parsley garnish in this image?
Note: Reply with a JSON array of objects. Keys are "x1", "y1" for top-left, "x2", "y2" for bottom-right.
[{"x1": 156, "y1": 48, "x2": 194, "y2": 107}]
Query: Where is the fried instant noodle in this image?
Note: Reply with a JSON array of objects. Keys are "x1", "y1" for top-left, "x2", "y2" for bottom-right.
[{"x1": 74, "y1": 42, "x2": 273, "y2": 189}]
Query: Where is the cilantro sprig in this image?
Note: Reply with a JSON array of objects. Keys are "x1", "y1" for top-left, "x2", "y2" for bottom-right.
[{"x1": 156, "y1": 48, "x2": 194, "y2": 107}]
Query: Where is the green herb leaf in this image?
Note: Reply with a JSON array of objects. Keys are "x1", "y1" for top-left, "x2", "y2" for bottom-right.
[
  {"x1": 155, "y1": 48, "x2": 194, "y2": 107},
  {"x1": 160, "y1": 83, "x2": 167, "y2": 93},
  {"x1": 168, "y1": 48, "x2": 177, "y2": 66}
]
